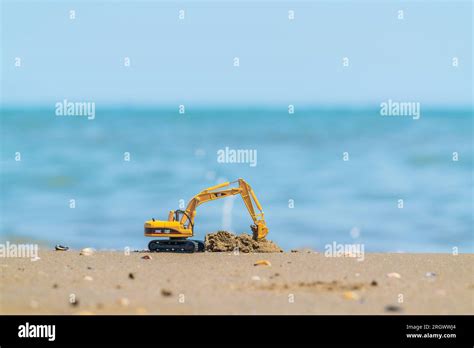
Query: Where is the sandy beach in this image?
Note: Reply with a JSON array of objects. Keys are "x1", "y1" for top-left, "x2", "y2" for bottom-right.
[{"x1": 0, "y1": 250, "x2": 472, "y2": 315}]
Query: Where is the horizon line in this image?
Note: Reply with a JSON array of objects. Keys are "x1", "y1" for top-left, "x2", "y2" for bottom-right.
[{"x1": 1, "y1": 102, "x2": 473, "y2": 112}]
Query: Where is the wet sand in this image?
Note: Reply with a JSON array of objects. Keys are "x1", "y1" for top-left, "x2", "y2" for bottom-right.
[{"x1": 0, "y1": 250, "x2": 472, "y2": 314}]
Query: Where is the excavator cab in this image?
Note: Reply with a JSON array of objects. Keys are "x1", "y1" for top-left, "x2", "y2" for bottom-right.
[{"x1": 144, "y1": 210, "x2": 193, "y2": 236}]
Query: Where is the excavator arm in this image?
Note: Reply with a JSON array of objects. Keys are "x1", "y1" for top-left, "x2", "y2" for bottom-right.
[{"x1": 178, "y1": 178, "x2": 269, "y2": 239}]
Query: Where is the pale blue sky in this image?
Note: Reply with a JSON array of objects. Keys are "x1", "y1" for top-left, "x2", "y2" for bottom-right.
[{"x1": 1, "y1": 0, "x2": 472, "y2": 106}]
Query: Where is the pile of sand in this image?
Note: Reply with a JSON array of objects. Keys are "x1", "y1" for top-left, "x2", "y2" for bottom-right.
[{"x1": 204, "y1": 231, "x2": 283, "y2": 253}]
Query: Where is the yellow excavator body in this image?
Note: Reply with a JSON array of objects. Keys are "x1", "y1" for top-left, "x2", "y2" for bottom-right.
[
  {"x1": 144, "y1": 178, "x2": 269, "y2": 252},
  {"x1": 144, "y1": 220, "x2": 192, "y2": 238}
]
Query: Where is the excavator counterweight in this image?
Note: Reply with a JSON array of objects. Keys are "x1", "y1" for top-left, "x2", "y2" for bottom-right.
[{"x1": 144, "y1": 178, "x2": 269, "y2": 253}]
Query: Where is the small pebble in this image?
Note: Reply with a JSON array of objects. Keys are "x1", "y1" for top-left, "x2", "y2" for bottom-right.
[
  {"x1": 55, "y1": 245, "x2": 69, "y2": 251},
  {"x1": 161, "y1": 289, "x2": 172, "y2": 297},
  {"x1": 251, "y1": 275, "x2": 261, "y2": 281},
  {"x1": 84, "y1": 276, "x2": 93, "y2": 281},
  {"x1": 52, "y1": 283, "x2": 58, "y2": 289},
  {"x1": 386, "y1": 272, "x2": 401, "y2": 279},
  {"x1": 128, "y1": 273, "x2": 135, "y2": 280},
  {"x1": 141, "y1": 255, "x2": 152, "y2": 260},
  {"x1": 80, "y1": 248, "x2": 94, "y2": 256},
  {"x1": 290, "y1": 248, "x2": 314, "y2": 253},
  {"x1": 384, "y1": 305, "x2": 403, "y2": 312},
  {"x1": 371, "y1": 280, "x2": 378, "y2": 286},
  {"x1": 118, "y1": 297, "x2": 130, "y2": 307},
  {"x1": 425, "y1": 272, "x2": 436, "y2": 278},
  {"x1": 254, "y1": 260, "x2": 271, "y2": 267},
  {"x1": 343, "y1": 291, "x2": 360, "y2": 300}
]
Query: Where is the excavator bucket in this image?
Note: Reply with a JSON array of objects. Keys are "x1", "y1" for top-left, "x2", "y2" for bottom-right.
[{"x1": 251, "y1": 222, "x2": 269, "y2": 240}]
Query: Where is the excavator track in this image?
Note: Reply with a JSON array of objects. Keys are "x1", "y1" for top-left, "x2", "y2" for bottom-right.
[{"x1": 148, "y1": 239, "x2": 205, "y2": 253}]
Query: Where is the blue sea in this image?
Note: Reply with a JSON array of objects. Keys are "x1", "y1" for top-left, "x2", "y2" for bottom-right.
[{"x1": 0, "y1": 107, "x2": 472, "y2": 252}]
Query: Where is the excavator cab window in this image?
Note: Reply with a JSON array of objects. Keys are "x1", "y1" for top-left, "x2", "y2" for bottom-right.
[{"x1": 174, "y1": 209, "x2": 194, "y2": 232}]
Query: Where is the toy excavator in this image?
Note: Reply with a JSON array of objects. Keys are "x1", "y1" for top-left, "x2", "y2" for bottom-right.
[{"x1": 144, "y1": 178, "x2": 269, "y2": 253}]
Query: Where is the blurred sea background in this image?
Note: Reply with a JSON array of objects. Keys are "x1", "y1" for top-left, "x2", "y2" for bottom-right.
[
  {"x1": 1, "y1": 107, "x2": 472, "y2": 252},
  {"x1": 1, "y1": 1, "x2": 472, "y2": 251}
]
